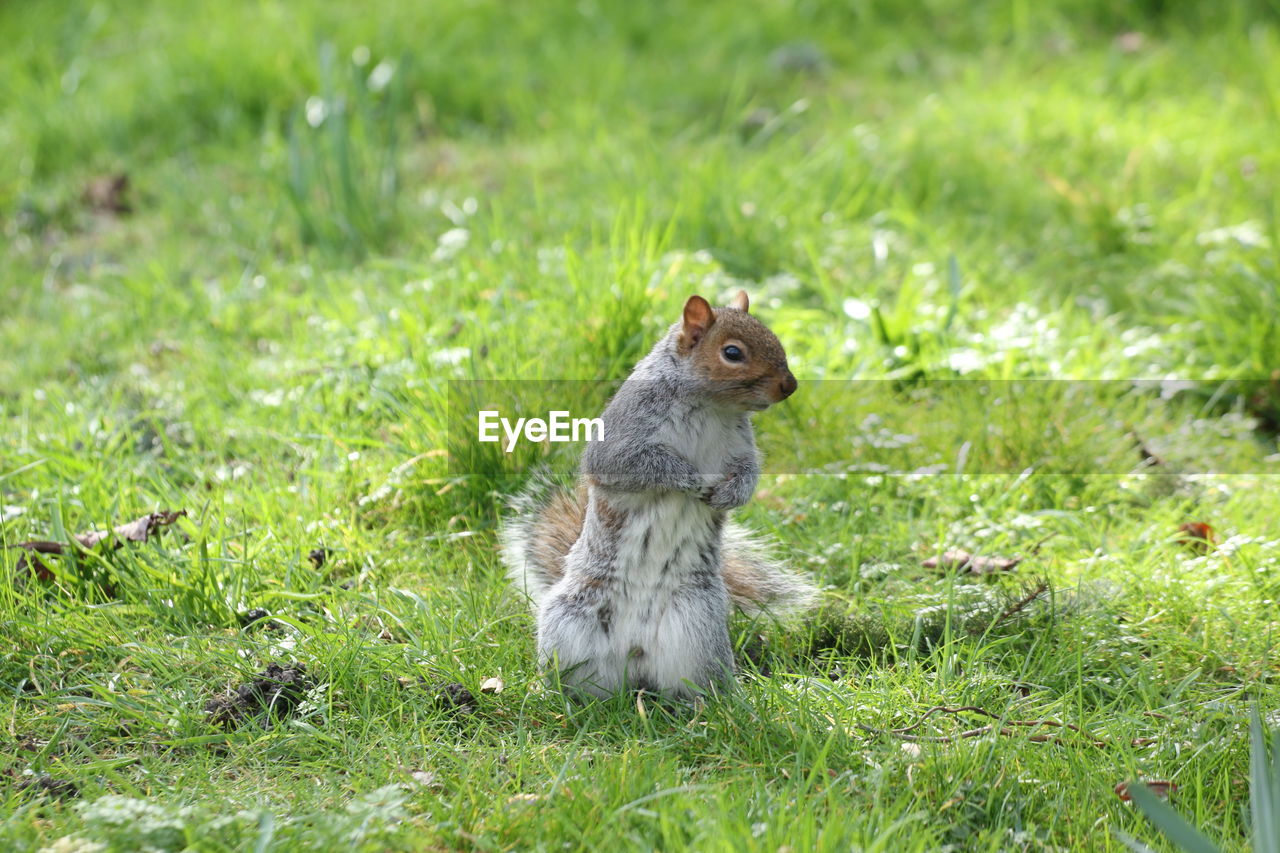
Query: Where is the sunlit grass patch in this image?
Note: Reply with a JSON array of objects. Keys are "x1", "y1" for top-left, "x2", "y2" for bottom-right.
[{"x1": 3, "y1": 0, "x2": 1280, "y2": 849}]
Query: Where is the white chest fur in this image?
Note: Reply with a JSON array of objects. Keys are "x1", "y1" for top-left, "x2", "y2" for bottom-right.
[{"x1": 654, "y1": 401, "x2": 753, "y2": 479}]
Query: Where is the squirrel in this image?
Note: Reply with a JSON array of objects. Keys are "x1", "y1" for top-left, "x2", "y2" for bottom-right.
[{"x1": 501, "y1": 291, "x2": 815, "y2": 699}]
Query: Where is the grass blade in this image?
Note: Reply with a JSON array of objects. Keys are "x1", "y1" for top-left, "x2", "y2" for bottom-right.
[
  {"x1": 1127, "y1": 782, "x2": 1221, "y2": 853},
  {"x1": 1253, "y1": 707, "x2": 1280, "y2": 853}
]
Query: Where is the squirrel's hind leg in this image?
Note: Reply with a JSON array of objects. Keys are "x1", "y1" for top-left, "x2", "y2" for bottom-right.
[
  {"x1": 536, "y1": 586, "x2": 628, "y2": 698},
  {"x1": 641, "y1": 585, "x2": 736, "y2": 698}
]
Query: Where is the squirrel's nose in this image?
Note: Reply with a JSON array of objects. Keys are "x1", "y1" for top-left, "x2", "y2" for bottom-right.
[{"x1": 778, "y1": 372, "x2": 797, "y2": 400}]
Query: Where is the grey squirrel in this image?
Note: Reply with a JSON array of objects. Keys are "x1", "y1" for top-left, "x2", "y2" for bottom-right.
[{"x1": 501, "y1": 291, "x2": 816, "y2": 699}]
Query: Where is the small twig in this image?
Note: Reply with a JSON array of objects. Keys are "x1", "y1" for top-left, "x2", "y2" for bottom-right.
[
  {"x1": 886, "y1": 705, "x2": 996, "y2": 734},
  {"x1": 1026, "y1": 532, "x2": 1059, "y2": 555},
  {"x1": 1126, "y1": 426, "x2": 1165, "y2": 468},
  {"x1": 993, "y1": 581, "x2": 1050, "y2": 628}
]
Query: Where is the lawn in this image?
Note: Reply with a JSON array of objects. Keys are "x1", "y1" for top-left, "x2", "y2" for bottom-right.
[{"x1": 2, "y1": 0, "x2": 1280, "y2": 849}]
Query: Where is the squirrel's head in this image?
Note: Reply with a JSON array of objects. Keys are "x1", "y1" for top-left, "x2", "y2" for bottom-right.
[{"x1": 675, "y1": 291, "x2": 797, "y2": 411}]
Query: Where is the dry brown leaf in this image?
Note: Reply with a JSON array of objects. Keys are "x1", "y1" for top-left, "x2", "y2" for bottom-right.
[
  {"x1": 1115, "y1": 780, "x2": 1176, "y2": 802},
  {"x1": 13, "y1": 542, "x2": 63, "y2": 580},
  {"x1": 922, "y1": 534, "x2": 1056, "y2": 576},
  {"x1": 12, "y1": 510, "x2": 187, "y2": 579},
  {"x1": 97, "y1": 509, "x2": 186, "y2": 545},
  {"x1": 922, "y1": 550, "x2": 1023, "y2": 575},
  {"x1": 1177, "y1": 522, "x2": 1215, "y2": 554}
]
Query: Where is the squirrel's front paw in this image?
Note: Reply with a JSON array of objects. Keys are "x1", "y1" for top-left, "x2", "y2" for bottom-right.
[{"x1": 703, "y1": 473, "x2": 751, "y2": 510}]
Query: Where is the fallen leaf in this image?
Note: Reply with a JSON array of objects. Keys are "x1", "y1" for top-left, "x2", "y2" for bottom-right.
[
  {"x1": 12, "y1": 510, "x2": 187, "y2": 579},
  {"x1": 922, "y1": 550, "x2": 1022, "y2": 575},
  {"x1": 1115, "y1": 780, "x2": 1176, "y2": 802},
  {"x1": 13, "y1": 541, "x2": 63, "y2": 581},
  {"x1": 922, "y1": 533, "x2": 1056, "y2": 576},
  {"x1": 480, "y1": 676, "x2": 504, "y2": 694},
  {"x1": 96, "y1": 510, "x2": 186, "y2": 545},
  {"x1": 1177, "y1": 522, "x2": 1215, "y2": 554}
]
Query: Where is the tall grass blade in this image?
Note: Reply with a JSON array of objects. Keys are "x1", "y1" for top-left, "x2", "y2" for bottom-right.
[
  {"x1": 1254, "y1": 707, "x2": 1280, "y2": 853},
  {"x1": 1126, "y1": 782, "x2": 1221, "y2": 853}
]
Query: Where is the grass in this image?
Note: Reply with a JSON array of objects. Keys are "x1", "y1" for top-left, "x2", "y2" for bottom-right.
[{"x1": 2, "y1": 0, "x2": 1280, "y2": 849}]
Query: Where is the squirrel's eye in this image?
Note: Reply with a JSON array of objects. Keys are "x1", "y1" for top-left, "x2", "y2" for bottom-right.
[{"x1": 722, "y1": 345, "x2": 745, "y2": 362}]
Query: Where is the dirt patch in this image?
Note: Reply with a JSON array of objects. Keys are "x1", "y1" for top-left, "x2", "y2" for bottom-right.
[
  {"x1": 235, "y1": 609, "x2": 283, "y2": 632},
  {"x1": 737, "y1": 633, "x2": 773, "y2": 677},
  {"x1": 396, "y1": 676, "x2": 480, "y2": 716},
  {"x1": 14, "y1": 734, "x2": 47, "y2": 752},
  {"x1": 15, "y1": 775, "x2": 79, "y2": 800},
  {"x1": 395, "y1": 678, "x2": 480, "y2": 716},
  {"x1": 431, "y1": 682, "x2": 478, "y2": 715},
  {"x1": 205, "y1": 662, "x2": 311, "y2": 727},
  {"x1": 238, "y1": 608, "x2": 271, "y2": 626}
]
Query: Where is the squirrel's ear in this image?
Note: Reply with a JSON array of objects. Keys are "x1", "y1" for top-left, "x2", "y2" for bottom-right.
[
  {"x1": 729, "y1": 290, "x2": 749, "y2": 312},
  {"x1": 681, "y1": 295, "x2": 715, "y2": 349}
]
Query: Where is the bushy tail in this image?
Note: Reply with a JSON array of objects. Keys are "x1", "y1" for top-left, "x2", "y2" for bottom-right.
[
  {"x1": 719, "y1": 522, "x2": 817, "y2": 616},
  {"x1": 500, "y1": 475, "x2": 817, "y2": 615},
  {"x1": 499, "y1": 471, "x2": 586, "y2": 607}
]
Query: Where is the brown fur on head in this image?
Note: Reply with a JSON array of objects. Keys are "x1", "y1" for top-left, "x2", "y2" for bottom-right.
[{"x1": 676, "y1": 291, "x2": 797, "y2": 411}]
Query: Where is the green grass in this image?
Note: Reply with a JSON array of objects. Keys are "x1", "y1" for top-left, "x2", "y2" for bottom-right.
[{"x1": 3, "y1": 0, "x2": 1280, "y2": 849}]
